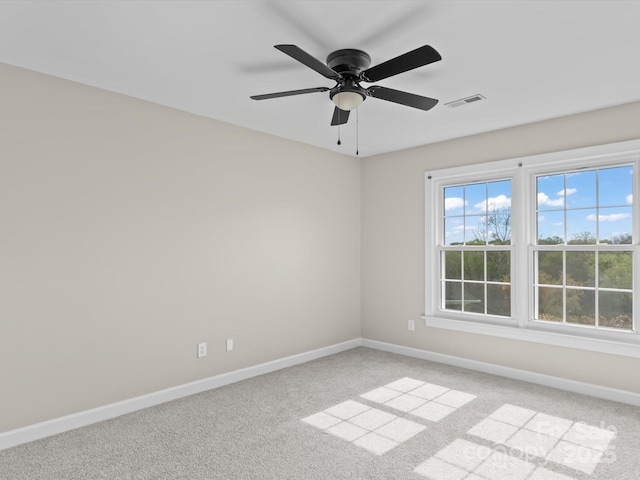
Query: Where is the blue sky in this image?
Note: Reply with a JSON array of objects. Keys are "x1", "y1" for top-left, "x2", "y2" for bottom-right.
[
  {"x1": 444, "y1": 180, "x2": 511, "y2": 244},
  {"x1": 443, "y1": 166, "x2": 633, "y2": 244}
]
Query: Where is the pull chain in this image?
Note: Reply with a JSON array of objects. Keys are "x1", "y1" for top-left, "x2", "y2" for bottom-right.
[
  {"x1": 336, "y1": 96, "x2": 342, "y2": 145},
  {"x1": 356, "y1": 108, "x2": 359, "y2": 156}
]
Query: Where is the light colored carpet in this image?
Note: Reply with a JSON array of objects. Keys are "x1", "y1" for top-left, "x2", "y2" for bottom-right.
[{"x1": 1, "y1": 347, "x2": 639, "y2": 479}]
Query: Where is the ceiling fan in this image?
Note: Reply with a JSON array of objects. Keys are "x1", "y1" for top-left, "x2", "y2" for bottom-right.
[{"x1": 250, "y1": 44, "x2": 442, "y2": 126}]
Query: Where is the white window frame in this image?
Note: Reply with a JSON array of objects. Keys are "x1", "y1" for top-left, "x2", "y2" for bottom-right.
[{"x1": 424, "y1": 139, "x2": 640, "y2": 358}]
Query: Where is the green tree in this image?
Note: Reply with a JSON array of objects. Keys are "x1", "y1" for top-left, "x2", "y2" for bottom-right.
[
  {"x1": 538, "y1": 235, "x2": 564, "y2": 245},
  {"x1": 473, "y1": 208, "x2": 511, "y2": 245},
  {"x1": 568, "y1": 231, "x2": 596, "y2": 245}
]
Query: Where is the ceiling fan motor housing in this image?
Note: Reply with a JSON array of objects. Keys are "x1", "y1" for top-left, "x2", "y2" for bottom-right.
[
  {"x1": 327, "y1": 49, "x2": 371, "y2": 109},
  {"x1": 326, "y1": 48, "x2": 371, "y2": 75}
]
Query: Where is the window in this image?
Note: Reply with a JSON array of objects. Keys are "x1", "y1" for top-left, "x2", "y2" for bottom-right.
[
  {"x1": 533, "y1": 166, "x2": 634, "y2": 331},
  {"x1": 425, "y1": 140, "x2": 640, "y2": 357},
  {"x1": 441, "y1": 180, "x2": 512, "y2": 318}
]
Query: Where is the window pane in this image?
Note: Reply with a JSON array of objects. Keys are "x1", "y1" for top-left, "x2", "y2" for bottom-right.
[
  {"x1": 444, "y1": 185, "x2": 465, "y2": 216},
  {"x1": 444, "y1": 217, "x2": 464, "y2": 245},
  {"x1": 487, "y1": 180, "x2": 512, "y2": 210},
  {"x1": 463, "y1": 282, "x2": 484, "y2": 313},
  {"x1": 537, "y1": 287, "x2": 563, "y2": 321},
  {"x1": 599, "y1": 166, "x2": 633, "y2": 207},
  {"x1": 486, "y1": 209, "x2": 511, "y2": 245},
  {"x1": 444, "y1": 251, "x2": 462, "y2": 280},
  {"x1": 566, "y1": 251, "x2": 595, "y2": 287},
  {"x1": 465, "y1": 183, "x2": 486, "y2": 215},
  {"x1": 599, "y1": 251, "x2": 633, "y2": 290},
  {"x1": 487, "y1": 284, "x2": 511, "y2": 317},
  {"x1": 464, "y1": 251, "x2": 484, "y2": 281},
  {"x1": 597, "y1": 207, "x2": 632, "y2": 244},
  {"x1": 598, "y1": 291, "x2": 633, "y2": 330},
  {"x1": 537, "y1": 174, "x2": 565, "y2": 211},
  {"x1": 465, "y1": 215, "x2": 486, "y2": 244},
  {"x1": 566, "y1": 170, "x2": 596, "y2": 209},
  {"x1": 444, "y1": 281, "x2": 462, "y2": 311},
  {"x1": 440, "y1": 179, "x2": 513, "y2": 322},
  {"x1": 537, "y1": 251, "x2": 563, "y2": 285},
  {"x1": 566, "y1": 289, "x2": 595, "y2": 325},
  {"x1": 485, "y1": 180, "x2": 512, "y2": 245},
  {"x1": 567, "y1": 209, "x2": 596, "y2": 244},
  {"x1": 487, "y1": 251, "x2": 510, "y2": 282},
  {"x1": 537, "y1": 211, "x2": 564, "y2": 244}
]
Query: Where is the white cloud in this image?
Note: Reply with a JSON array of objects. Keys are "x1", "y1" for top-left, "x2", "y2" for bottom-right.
[
  {"x1": 537, "y1": 192, "x2": 564, "y2": 207},
  {"x1": 451, "y1": 224, "x2": 476, "y2": 232},
  {"x1": 473, "y1": 194, "x2": 511, "y2": 212},
  {"x1": 488, "y1": 194, "x2": 511, "y2": 210},
  {"x1": 445, "y1": 197, "x2": 466, "y2": 211},
  {"x1": 445, "y1": 223, "x2": 475, "y2": 237},
  {"x1": 586, "y1": 213, "x2": 631, "y2": 222},
  {"x1": 557, "y1": 188, "x2": 577, "y2": 197},
  {"x1": 626, "y1": 194, "x2": 633, "y2": 204}
]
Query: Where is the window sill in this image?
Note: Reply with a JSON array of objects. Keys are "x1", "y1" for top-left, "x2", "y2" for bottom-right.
[{"x1": 422, "y1": 315, "x2": 640, "y2": 359}]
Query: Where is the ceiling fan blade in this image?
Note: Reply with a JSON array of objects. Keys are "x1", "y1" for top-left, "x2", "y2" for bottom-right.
[
  {"x1": 275, "y1": 45, "x2": 340, "y2": 80},
  {"x1": 331, "y1": 107, "x2": 350, "y2": 126},
  {"x1": 367, "y1": 86, "x2": 438, "y2": 111},
  {"x1": 362, "y1": 45, "x2": 441, "y2": 82},
  {"x1": 250, "y1": 87, "x2": 330, "y2": 100}
]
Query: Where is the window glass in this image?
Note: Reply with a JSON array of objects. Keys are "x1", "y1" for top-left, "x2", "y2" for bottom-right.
[
  {"x1": 599, "y1": 251, "x2": 632, "y2": 289},
  {"x1": 599, "y1": 166, "x2": 633, "y2": 207},
  {"x1": 537, "y1": 211, "x2": 564, "y2": 244},
  {"x1": 536, "y1": 167, "x2": 633, "y2": 246},
  {"x1": 537, "y1": 174, "x2": 565, "y2": 211},
  {"x1": 598, "y1": 291, "x2": 633, "y2": 329},
  {"x1": 598, "y1": 206, "x2": 632, "y2": 244},
  {"x1": 566, "y1": 170, "x2": 596, "y2": 209},
  {"x1": 533, "y1": 165, "x2": 634, "y2": 330},
  {"x1": 440, "y1": 179, "x2": 512, "y2": 318}
]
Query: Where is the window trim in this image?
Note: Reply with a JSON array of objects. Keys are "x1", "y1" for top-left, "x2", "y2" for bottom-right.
[{"x1": 424, "y1": 139, "x2": 640, "y2": 358}]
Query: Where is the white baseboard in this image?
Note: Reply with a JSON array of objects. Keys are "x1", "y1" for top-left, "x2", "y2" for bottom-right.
[
  {"x1": 0, "y1": 338, "x2": 362, "y2": 451},
  {"x1": 361, "y1": 339, "x2": 640, "y2": 407},
  {"x1": 4, "y1": 337, "x2": 639, "y2": 451}
]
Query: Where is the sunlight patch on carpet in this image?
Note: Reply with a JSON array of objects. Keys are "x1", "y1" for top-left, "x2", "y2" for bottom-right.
[
  {"x1": 361, "y1": 377, "x2": 477, "y2": 422},
  {"x1": 302, "y1": 399, "x2": 425, "y2": 455},
  {"x1": 302, "y1": 377, "x2": 478, "y2": 456},
  {"x1": 415, "y1": 438, "x2": 576, "y2": 480},
  {"x1": 302, "y1": 379, "x2": 616, "y2": 478},
  {"x1": 414, "y1": 403, "x2": 616, "y2": 478},
  {"x1": 467, "y1": 403, "x2": 616, "y2": 475}
]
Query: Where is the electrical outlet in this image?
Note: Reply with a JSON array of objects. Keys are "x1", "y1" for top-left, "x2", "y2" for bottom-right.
[
  {"x1": 226, "y1": 338, "x2": 234, "y2": 352},
  {"x1": 408, "y1": 320, "x2": 415, "y2": 331},
  {"x1": 197, "y1": 342, "x2": 207, "y2": 358}
]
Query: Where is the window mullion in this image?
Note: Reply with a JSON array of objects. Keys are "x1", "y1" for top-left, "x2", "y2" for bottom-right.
[
  {"x1": 514, "y1": 166, "x2": 529, "y2": 328},
  {"x1": 562, "y1": 251, "x2": 567, "y2": 325}
]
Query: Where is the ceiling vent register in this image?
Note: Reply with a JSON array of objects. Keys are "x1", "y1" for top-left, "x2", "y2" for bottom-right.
[{"x1": 445, "y1": 94, "x2": 486, "y2": 108}]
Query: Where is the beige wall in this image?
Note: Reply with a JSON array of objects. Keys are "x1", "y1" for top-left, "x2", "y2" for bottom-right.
[
  {"x1": 361, "y1": 101, "x2": 640, "y2": 394},
  {"x1": 3, "y1": 60, "x2": 640, "y2": 436},
  {"x1": 0, "y1": 63, "x2": 361, "y2": 432}
]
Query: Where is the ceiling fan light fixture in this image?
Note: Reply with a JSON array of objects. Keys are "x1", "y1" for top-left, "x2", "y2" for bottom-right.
[{"x1": 331, "y1": 91, "x2": 364, "y2": 111}]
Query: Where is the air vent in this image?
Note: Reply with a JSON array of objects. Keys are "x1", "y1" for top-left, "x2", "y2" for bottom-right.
[{"x1": 445, "y1": 94, "x2": 486, "y2": 108}]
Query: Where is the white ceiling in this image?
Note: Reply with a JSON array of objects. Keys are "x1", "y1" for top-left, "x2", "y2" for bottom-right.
[{"x1": 1, "y1": 1, "x2": 639, "y2": 157}]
